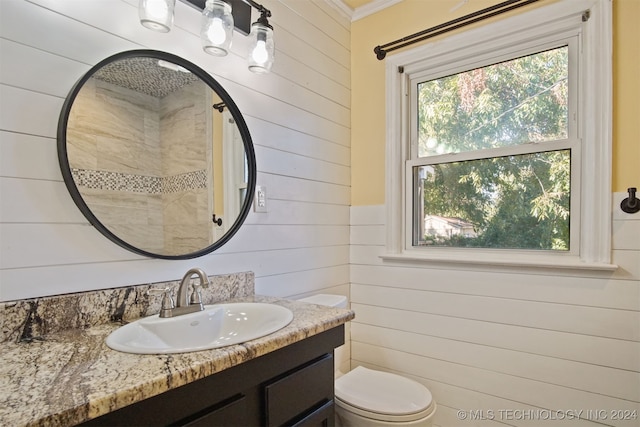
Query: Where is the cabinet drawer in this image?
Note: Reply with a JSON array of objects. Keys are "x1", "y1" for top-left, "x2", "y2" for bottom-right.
[
  {"x1": 265, "y1": 354, "x2": 334, "y2": 427},
  {"x1": 182, "y1": 394, "x2": 247, "y2": 426},
  {"x1": 291, "y1": 401, "x2": 334, "y2": 427}
]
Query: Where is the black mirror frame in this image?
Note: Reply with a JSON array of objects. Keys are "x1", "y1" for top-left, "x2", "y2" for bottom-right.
[{"x1": 57, "y1": 50, "x2": 257, "y2": 260}]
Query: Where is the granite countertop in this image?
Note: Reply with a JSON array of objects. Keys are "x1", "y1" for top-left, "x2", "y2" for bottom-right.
[{"x1": 0, "y1": 295, "x2": 354, "y2": 427}]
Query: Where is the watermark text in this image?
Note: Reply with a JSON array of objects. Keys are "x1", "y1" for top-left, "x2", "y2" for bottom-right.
[{"x1": 456, "y1": 409, "x2": 638, "y2": 422}]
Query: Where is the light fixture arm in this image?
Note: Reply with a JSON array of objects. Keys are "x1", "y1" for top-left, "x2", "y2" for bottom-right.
[
  {"x1": 255, "y1": 10, "x2": 271, "y2": 28},
  {"x1": 240, "y1": 0, "x2": 271, "y2": 19}
]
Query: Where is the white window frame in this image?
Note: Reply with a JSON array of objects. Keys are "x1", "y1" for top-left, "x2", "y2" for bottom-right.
[{"x1": 382, "y1": 0, "x2": 616, "y2": 271}]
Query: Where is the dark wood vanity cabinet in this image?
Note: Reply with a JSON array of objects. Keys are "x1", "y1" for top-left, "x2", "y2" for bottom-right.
[{"x1": 80, "y1": 326, "x2": 343, "y2": 427}]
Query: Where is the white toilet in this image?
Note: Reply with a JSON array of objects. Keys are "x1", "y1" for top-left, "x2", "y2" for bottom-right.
[{"x1": 297, "y1": 294, "x2": 437, "y2": 426}]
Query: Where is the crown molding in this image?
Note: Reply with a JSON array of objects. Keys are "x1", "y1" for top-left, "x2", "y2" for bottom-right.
[
  {"x1": 326, "y1": 0, "x2": 402, "y2": 22},
  {"x1": 351, "y1": 0, "x2": 402, "y2": 21},
  {"x1": 325, "y1": 0, "x2": 356, "y2": 19}
]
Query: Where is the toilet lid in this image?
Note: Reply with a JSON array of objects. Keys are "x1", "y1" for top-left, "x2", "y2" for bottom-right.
[{"x1": 334, "y1": 366, "x2": 434, "y2": 421}]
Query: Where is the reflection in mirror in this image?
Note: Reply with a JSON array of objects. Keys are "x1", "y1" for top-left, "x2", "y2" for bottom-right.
[{"x1": 59, "y1": 51, "x2": 255, "y2": 259}]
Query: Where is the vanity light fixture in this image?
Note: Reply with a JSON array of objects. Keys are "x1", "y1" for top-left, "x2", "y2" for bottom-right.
[
  {"x1": 139, "y1": 0, "x2": 176, "y2": 33},
  {"x1": 138, "y1": 0, "x2": 274, "y2": 73},
  {"x1": 247, "y1": 9, "x2": 274, "y2": 73},
  {"x1": 201, "y1": 0, "x2": 234, "y2": 56}
]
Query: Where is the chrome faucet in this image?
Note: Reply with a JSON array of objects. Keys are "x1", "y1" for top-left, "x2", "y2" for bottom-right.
[
  {"x1": 149, "y1": 268, "x2": 210, "y2": 318},
  {"x1": 176, "y1": 267, "x2": 210, "y2": 313}
]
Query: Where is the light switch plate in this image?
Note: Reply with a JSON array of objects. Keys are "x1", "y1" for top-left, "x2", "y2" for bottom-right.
[{"x1": 254, "y1": 185, "x2": 267, "y2": 213}]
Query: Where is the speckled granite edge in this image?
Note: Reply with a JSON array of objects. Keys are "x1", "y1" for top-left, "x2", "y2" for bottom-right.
[
  {"x1": 0, "y1": 295, "x2": 355, "y2": 427},
  {"x1": 0, "y1": 272, "x2": 254, "y2": 344}
]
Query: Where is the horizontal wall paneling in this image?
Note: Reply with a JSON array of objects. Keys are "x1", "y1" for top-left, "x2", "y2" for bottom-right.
[
  {"x1": 350, "y1": 204, "x2": 640, "y2": 427},
  {"x1": 0, "y1": 0, "x2": 351, "y2": 301}
]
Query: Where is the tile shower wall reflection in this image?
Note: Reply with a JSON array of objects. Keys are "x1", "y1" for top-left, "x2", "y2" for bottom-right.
[
  {"x1": 67, "y1": 77, "x2": 212, "y2": 255},
  {"x1": 160, "y1": 79, "x2": 212, "y2": 254}
]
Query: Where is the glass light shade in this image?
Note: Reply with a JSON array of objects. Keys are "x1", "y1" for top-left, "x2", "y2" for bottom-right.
[
  {"x1": 201, "y1": 0, "x2": 234, "y2": 57},
  {"x1": 139, "y1": 0, "x2": 175, "y2": 33},
  {"x1": 247, "y1": 22, "x2": 274, "y2": 74}
]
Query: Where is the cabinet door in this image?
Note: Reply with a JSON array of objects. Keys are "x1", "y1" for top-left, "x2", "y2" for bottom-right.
[{"x1": 264, "y1": 354, "x2": 334, "y2": 427}]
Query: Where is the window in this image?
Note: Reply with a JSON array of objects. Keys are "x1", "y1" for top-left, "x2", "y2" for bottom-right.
[
  {"x1": 384, "y1": 0, "x2": 614, "y2": 269},
  {"x1": 411, "y1": 45, "x2": 575, "y2": 252}
]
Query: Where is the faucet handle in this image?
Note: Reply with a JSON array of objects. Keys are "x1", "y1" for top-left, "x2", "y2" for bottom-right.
[
  {"x1": 188, "y1": 270, "x2": 210, "y2": 305},
  {"x1": 190, "y1": 286, "x2": 203, "y2": 305},
  {"x1": 147, "y1": 287, "x2": 175, "y2": 318},
  {"x1": 189, "y1": 280, "x2": 209, "y2": 306}
]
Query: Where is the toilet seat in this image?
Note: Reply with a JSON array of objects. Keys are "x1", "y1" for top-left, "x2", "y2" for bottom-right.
[{"x1": 335, "y1": 366, "x2": 436, "y2": 423}]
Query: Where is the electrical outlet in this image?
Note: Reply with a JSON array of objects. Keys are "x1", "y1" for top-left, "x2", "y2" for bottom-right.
[{"x1": 254, "y1": 186, "x2": 267, "y2": 213}]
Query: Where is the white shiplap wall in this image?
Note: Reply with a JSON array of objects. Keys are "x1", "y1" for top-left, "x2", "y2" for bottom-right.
[
  {"x1": 350, "y1": 197, "x2": 640, "y2": 427},
  {"x1": 0, "y1": 0, "x2": 351, "y2": 308},
  {"x1": 5, "y1": 2, "x2": 639, "y2": 424}
]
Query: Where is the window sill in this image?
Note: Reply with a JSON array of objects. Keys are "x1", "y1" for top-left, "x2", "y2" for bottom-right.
[{"x1": 380, "y1": 251, "x2": 618, "y2": 272}]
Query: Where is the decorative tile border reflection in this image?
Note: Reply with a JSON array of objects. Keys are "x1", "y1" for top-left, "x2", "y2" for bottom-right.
[
  {"x1": 163, "y1": 170, "x2": 207, "y2": 193},
  {"x1": 72, "y1": 169, "x2": 162, "y2": 193},
  {"x1": 71, "y1": 168, "x2": 207, "y2": 194}
]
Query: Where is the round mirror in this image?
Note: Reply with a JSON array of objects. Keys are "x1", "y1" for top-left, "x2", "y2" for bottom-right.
[{"x1": 58, "y1": 50, "x2": 256, "y2": 259}]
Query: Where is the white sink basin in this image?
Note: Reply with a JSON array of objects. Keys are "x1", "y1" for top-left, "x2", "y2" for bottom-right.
[{"x1": 106, "y1": 303, "x2": 293, "y2": 354}]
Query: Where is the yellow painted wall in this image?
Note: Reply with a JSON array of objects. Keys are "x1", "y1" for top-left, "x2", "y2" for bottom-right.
[
  {"x1": 213, "y1": 106, "x2": 224, "y2": 215},
  {"x1": 613, "y1": 0, "x2": 639, "y2": 192},
  {"x1": 351, "y1": 0, "x2": 640, "y2": 206}
]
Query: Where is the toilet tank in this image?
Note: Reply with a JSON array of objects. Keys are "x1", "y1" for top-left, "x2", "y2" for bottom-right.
[
  {"x1": 297, "y1": 294, "x2": 348, "y2": 308},
  {"x1": 297, "y1": 294, "x2": 349, "y2": 377}
]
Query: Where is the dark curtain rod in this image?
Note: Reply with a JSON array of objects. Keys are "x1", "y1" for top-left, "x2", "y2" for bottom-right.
[{"x1": 374, "y1": 0, "x2": 540, "y2": 60}]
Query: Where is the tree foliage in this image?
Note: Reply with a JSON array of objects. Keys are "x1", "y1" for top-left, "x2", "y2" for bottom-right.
[{"x1": 416, "y1": 47, "x2": 570, "y2": 250}]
